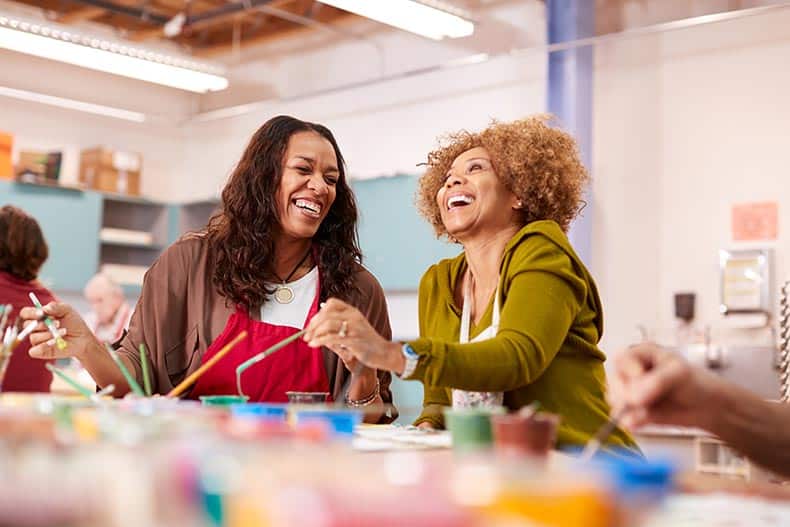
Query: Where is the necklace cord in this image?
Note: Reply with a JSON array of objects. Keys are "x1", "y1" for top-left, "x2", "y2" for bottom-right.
[{"x1": 273, "y1": 248, "x2": 312, "y2": 284}]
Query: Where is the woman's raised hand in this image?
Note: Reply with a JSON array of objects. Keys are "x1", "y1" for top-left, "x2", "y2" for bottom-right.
[{"x1": 304, "y1": 298, "x2": 404, "y2": 374}]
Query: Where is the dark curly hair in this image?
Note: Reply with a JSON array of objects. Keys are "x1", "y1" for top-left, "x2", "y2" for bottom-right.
[
  {"x1": 0, "y1": 205, "x2": 49, "y2": 282},
  {"x1": 205, "y1": 115, "x2": 362, "y2": 308},
  {"x1": 417, "y1": 115, "x2": 588, "y2": 236}
]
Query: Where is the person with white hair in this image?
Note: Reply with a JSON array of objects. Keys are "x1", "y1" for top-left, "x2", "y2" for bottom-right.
[{"x1": 83, "y1": 273, "x2": 132, "y2": 343}]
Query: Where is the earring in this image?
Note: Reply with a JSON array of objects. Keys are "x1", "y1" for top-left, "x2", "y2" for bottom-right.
[{"x1": 516, "y1": 201, "x2": 524, "y2": 209}]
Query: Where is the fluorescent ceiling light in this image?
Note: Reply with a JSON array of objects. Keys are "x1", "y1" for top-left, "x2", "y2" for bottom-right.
[
  {"x1": 0, "y1": 15, "x2": 228, "y2": 93},
  {"x1": 317, "y1": 0, "x2": 474, "y2": 40},
  {"x1": 0, "y1": 85, "x2": 147, "y2": 122}
]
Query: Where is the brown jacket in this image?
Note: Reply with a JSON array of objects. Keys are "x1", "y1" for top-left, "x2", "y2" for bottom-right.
[{"x1": 115, "y1": 234, "x2": 396, "y2": 421}]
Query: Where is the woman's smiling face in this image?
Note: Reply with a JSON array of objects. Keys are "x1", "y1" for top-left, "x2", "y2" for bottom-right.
[
  {"x1": 275, "y1": 131, "x2": 340, "y2": 241},
  {"x1": 436, "y1": 146, "x2": 520, "y2": 241}
]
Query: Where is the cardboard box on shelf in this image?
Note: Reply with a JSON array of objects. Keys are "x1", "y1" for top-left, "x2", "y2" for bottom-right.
[
  {"x1": 79, "y1": 147, "x2": 142, "y2": 196},
  {"x1": 0, "y1": 132, "x2": 12, "y2": 179},
  {"x1": 16, "y1": 150, "x2": 63, "y2": 182}
]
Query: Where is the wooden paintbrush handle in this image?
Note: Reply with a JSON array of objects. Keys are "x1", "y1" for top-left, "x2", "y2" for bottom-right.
[{"x1": 167, "y1": 330, "x2": 248, "y2": 398}]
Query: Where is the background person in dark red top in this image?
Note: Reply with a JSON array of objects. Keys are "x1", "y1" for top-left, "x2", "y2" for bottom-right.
[{"x1": 0, "y1": 205, "x2": 55, "y2": 392}]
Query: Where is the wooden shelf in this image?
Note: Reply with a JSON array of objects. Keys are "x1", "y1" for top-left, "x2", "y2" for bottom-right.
[
  {"x1": 98, "y1": 198, "x2": 168, "y2": 291},
  {"x1": 101, "y1": 192, "x2": 166, "y2": 206},
  {"x1": 13, "y1": 176, "x2": 85, "y2": 193},
  {"x1": 99, "y1": 239, "x2": 164, "y2": 250}
]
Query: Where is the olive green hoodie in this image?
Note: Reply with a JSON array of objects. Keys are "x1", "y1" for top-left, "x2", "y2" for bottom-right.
[{"x1": 408, "y1": 220, "x2": 638, "y2": 453}]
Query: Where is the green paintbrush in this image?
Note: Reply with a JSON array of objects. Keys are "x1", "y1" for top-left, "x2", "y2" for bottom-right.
[
  {"x1": 46, "y1": 363, "x2": 94, "y2": 398},
  {"x1": 139, "y1": 343, "x2": 152, "y2": 397},
  {"x1": 105, "y1": 344, "x2": 145, "y2": 397}
]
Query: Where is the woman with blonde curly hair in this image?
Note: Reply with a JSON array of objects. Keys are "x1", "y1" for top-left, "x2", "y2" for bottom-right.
[{"x1": 306, "y1": 116, "x2": 637, "y2": 454}]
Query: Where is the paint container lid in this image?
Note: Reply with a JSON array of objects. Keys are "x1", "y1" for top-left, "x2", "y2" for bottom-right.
[{"x1": 199, "y1": 395, "x2": 250, "y2": 407}]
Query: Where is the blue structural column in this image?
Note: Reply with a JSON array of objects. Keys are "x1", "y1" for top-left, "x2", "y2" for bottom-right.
[{"x1": 547, "y1": 0, "x2": 594, "y2": 265}]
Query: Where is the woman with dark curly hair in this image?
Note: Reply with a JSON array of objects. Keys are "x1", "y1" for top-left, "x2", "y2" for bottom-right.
[
  {"x1": 21, "y1": 116, "x2": 394, "y2": 421},
  {"x1": 306, "y1": 116, "x2": 637, "y2": 452},
  {"x1": 0, "y1": 205, "x2": 56, "y2": 392}
]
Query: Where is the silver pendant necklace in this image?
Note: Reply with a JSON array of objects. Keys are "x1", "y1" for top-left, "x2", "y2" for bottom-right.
[{"x1": 273, "y1": 249, "x2": 312, "y2": 304}]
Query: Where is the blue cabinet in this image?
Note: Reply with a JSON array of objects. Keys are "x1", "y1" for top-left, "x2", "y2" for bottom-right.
[
  {"x1": 0, "y1": 180, "x2": 101, "y2": 291},
  {"x1": 353, "y1": 175, "x2": 460, "y2": 291}
]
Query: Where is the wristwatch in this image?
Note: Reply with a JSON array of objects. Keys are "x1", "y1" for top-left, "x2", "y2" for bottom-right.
[{"x1": 399, "y1": 342, "x2": 419, "y2": 379}]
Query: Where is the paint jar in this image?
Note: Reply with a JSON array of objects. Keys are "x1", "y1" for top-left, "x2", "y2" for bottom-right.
[
  {"x1": 598, "y1": 456, "x2": 675, "y2": 527},
  {"x1": 286, "y1": 391, "x2": 329, "y2": 404},
  {"x1": 230, "y1": 403, "x2": 287, "y2": 422},
  {"x1": 482, "y1": 479, "x2": 615, "y2": 527},
  {"x1": 443, "y1": 406, "x2": 504, "y2": 453},
  {"x1": 72, "y1": 408, "x2": 100, "y2": 442},
  {"x1": 491, "y1": 412, "x2": 560, "y2": 459},
  {"x1": 292, "y1": 408, "x2": 362, "y2": 439}
]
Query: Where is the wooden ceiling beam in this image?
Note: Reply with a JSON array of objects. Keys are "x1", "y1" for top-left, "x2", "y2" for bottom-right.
[
  {"x1": 188, "y1": 9, "x2": 254, "y2": 32},
  {"x1": 56, "y1": 5, "x2": 108, "y2": 23},
  {"x1": 193, "y1": 23, "x2": 305, "y2": 57},
  {"x1": 193, "y1": 9, "x2": 354, "y2": 58},
  {"x1": 127, "y1": 0, "x2": 293, "y2": 41}
]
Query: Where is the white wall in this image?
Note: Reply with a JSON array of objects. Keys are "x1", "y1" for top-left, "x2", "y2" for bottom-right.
[
  {"x1": 593, "y1": 8, "x2": 790, "y2": 356},
  {"x1": 0, "y1": 50, "x2": 189, "y2": 198},
  {"x1": 593, "y1": 33, "x2": 665, "y2": 355},
  {"x1": 185, "y1": 50, "x2": 546, "y2": 186}
]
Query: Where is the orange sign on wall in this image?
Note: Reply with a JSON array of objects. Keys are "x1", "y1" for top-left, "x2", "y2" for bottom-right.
[{"x1": 732, "y1": 202, "x2": 778, "y2": 241}]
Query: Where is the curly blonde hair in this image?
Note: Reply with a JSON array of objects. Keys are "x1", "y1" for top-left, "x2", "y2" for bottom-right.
[{"x1": 417, "y1": 115, "x2": 588, "y2": 237}]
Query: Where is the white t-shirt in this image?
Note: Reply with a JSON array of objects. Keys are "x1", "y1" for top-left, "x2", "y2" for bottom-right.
[{"x1": 259, "y1": 266, "x2": 318, "y2": 329}]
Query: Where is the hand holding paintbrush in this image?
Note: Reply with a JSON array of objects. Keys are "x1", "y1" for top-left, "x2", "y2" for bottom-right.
[
  {"x1": 608, "y1": 343, "x2": 725, "y2": 431},
  {"x1": 20, "y1": 301, "x2": 144, "y2": 397},
  {"x1": 28, "y1": 293, "x2": 67, "y2": 351},
  {"x1": 19, "y1": 300, "x2": 102, "y2": 360},
  {"x1": 581, "y1": 342, "x2": 727, "y2": 461}
]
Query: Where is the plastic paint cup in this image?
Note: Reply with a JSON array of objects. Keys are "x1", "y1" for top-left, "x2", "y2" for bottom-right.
[
  {"x1": 491, "y1": 412, "x2": 560, "y2": 459},
  {"x1": 230, "y1": 403, "x2": 287, "y2": 422},
  {"x1": 443, "y1": 407, "x2": 505, "y2": 453},
  {"x1": 293, "y1": 408, "x2": 362, "y2": 438}
]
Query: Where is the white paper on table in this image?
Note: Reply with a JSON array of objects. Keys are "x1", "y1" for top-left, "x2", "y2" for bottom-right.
[
  {"x1": 645, "y1": 493, "x2": 790, "y2": 527},
  {"x1": 353, "y1": 425, "x2": 452, "y2": 451}
]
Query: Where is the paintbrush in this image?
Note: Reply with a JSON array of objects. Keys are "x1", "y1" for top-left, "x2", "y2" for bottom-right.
[
  {"x1": 29, "y1": 293, "x2": 67, "y2": 351},
  {"x1": 0, "y1": 304, "x2": 11, "y2": 338},
  {"x1": 235, "y1": 329, "x2": 304, "y2": 396},
  {"x1": 518, "y1": 400, "x2": 542, "y2": 419},
  {"x1": 46, "y1": 363, "x2": 95, "y2": 398},
  {"x1": 5, "y1": 321, "x2": 18, "y2": 352},
  {"x1": 0, "y1": 325, "x2": 15, "y2": 390},
  {"x1": 168, "y1": 330, "x2": 248, "y2": 398},
  {"x1": 105, "y1": 344, "x2": 145, "y2": 397},
  {"x1": 91, "y1": 383, "x2": 116, "y2": 402},
  {"x1": 580, "y1": 407, "x2": 627, "y2": 461},
  {"x1": 16, "y1": 320, "x2": 37, "y2": 343},
  {"x1": 139, "y1": 343, "x2": 153, "y2": 397}
]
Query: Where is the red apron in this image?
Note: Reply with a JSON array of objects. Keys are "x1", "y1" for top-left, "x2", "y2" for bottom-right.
[{"x1": 189, "y1": 272, "x2": 331, "y2": 402}]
